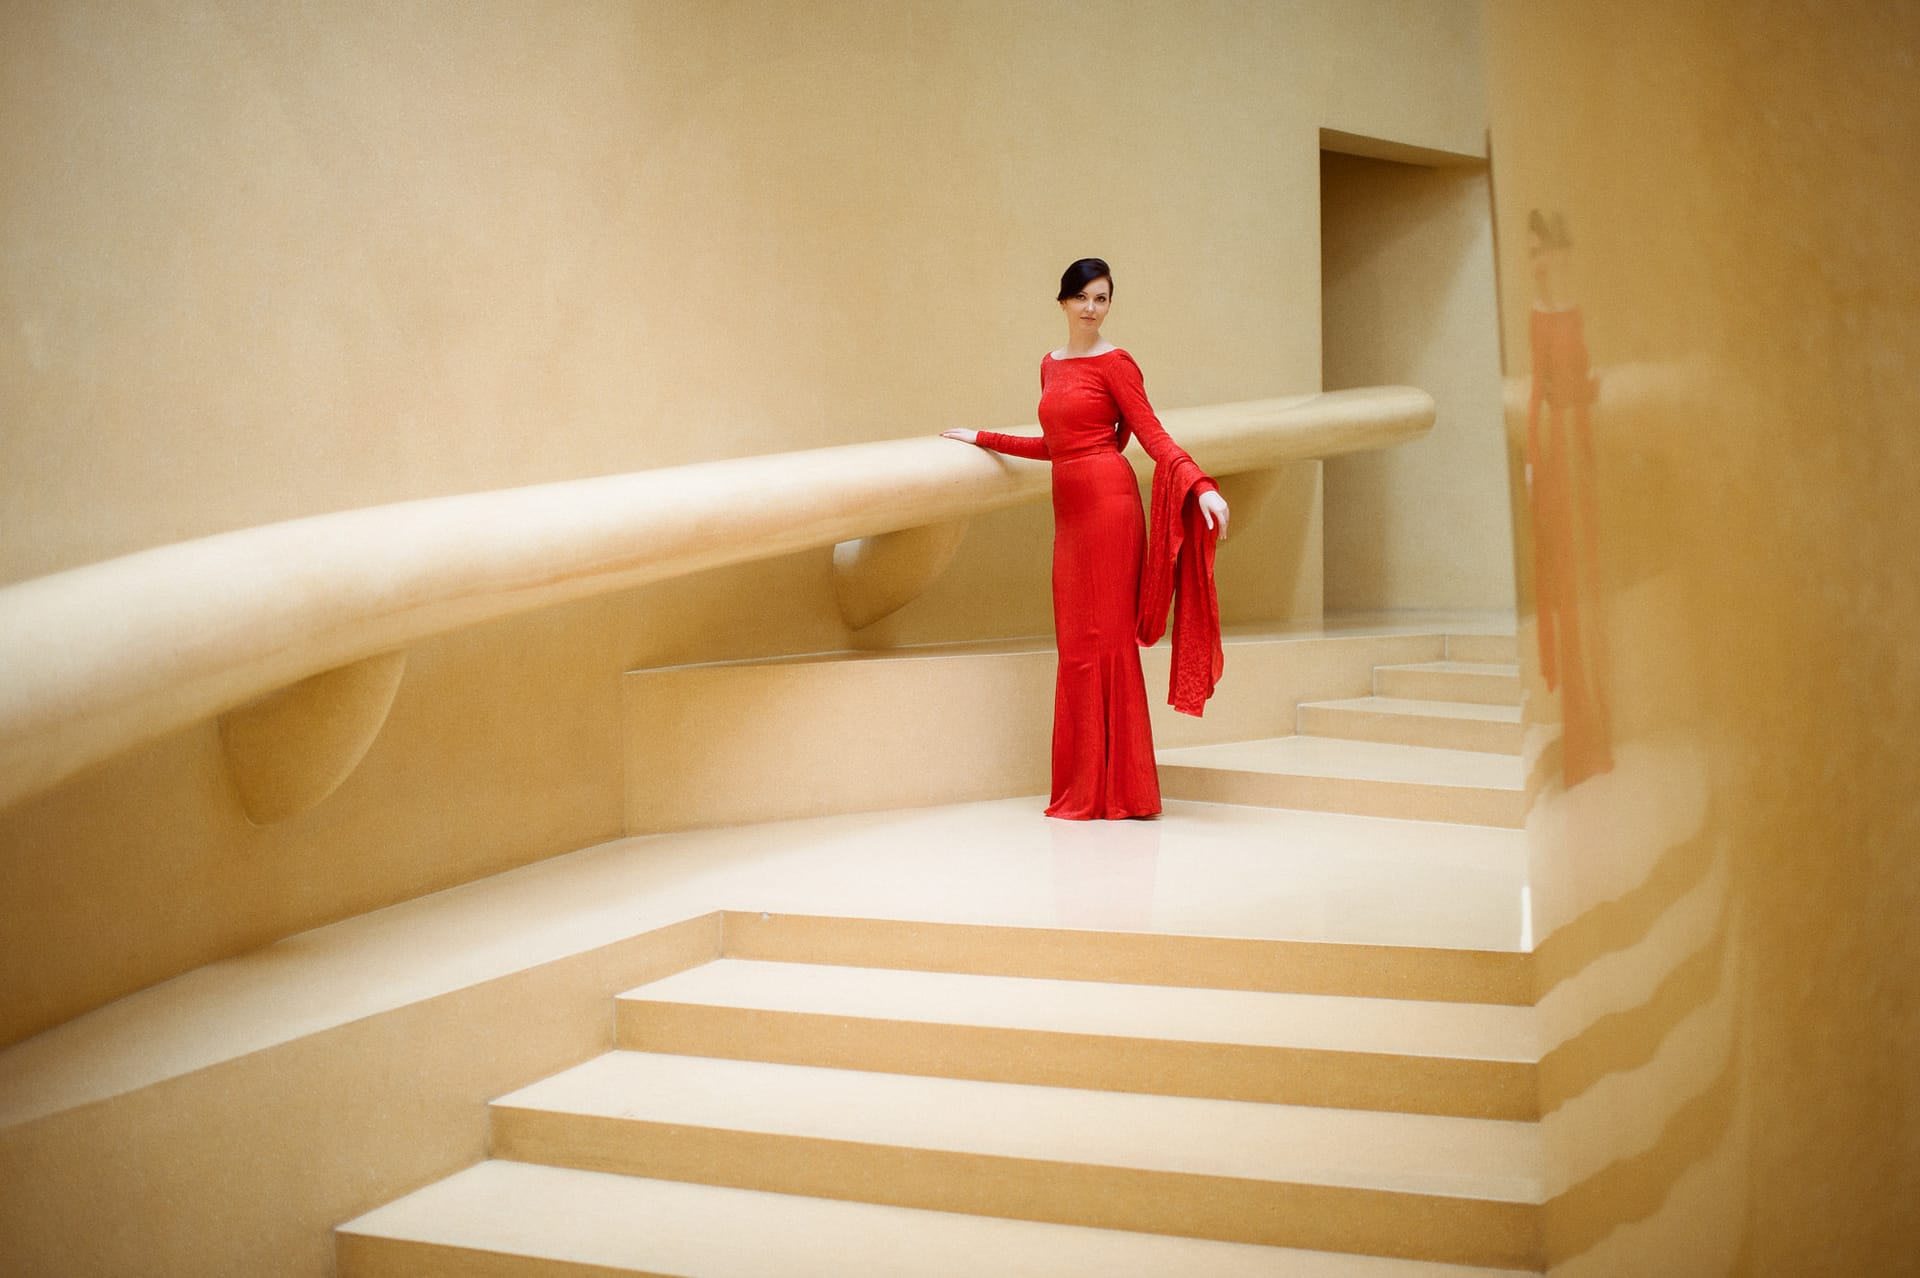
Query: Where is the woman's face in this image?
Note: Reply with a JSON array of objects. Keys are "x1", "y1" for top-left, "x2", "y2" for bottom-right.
[{"x1": 1059, "y1": 277, "x2": 1112, "y2": 332}]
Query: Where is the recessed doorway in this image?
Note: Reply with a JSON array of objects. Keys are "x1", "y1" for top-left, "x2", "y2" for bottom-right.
[{"x1": 1318, "y1": 137, "x2": 1514, "y2": 614}]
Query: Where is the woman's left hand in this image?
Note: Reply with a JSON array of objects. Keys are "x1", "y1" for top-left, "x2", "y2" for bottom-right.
[{"x1": 1198, "y1": 489, "x2": 1230, "y2": 539}]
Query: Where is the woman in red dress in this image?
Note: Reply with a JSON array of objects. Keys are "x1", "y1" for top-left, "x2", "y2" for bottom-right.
[
  {"x1": 1524, "y1": 212, "x2": 1613, "y2": 785},
  {"x1": 943, "y1": 259, "x2": 1229, "y2": 819}
]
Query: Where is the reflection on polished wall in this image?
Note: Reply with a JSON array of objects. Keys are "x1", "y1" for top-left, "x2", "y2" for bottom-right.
[{"x1": 1485, "y1": 1, "x2": 1920, "y2": 1271}]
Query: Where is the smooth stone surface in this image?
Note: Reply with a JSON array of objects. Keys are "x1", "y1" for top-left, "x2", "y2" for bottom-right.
[
  {"x1": 1158, "y1": 737, "x2": 1527, "y2": 827},
  {"x1": 1161, "y1": 735, "x2": 1524, "y2": 789},
  {"x1": 1298, "y1": 696, "x2": 1524, "y2": 754},
  {"x1": 338, "y1": 1160, "x2": 1537, "y2": 1278},
  {"x1": 493, "y1": 1050, "x2": 1545, "y2": 1203},
  {"x1": 1374, "y1": 662, "x2": 1523, "y2": 706},
  {"x1": 618, "y1": 956, "x2": 1539, "y2": 1118},
  {"x1": 623, "y1": 959, "x2": 1536, "y2": 1061},
  {"x1": 0, "y1": 796, "x2": 1530, "y2": 1130}
]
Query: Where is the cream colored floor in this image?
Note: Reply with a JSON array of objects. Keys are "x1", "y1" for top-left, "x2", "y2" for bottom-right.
[{"x1": 0, "y1": 794, "x2": 1527, "y2": 1130}]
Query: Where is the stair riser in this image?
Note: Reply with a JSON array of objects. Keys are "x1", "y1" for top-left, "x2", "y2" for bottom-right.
[
  {"x1": 616, "y1": 1002, "x2": 1537, "y2": 1121},
  {"x1": 489, "y1": 1108, "x2": 1542, "y2": 1270},
  {"x1": 721, "y1": 913, "x2": 1533, "y2": 1006},
  {"x1": 1374, "y1": 669, "x2": 1521, "y2": 706},
  {"x1": 338, "y1": 1234, "x2": 595, "y2": 1278},
  {"x1": 1445, "y1": 634, "x2": 1519, "y2": 663},
  {"x1": 1158, "y1": 767, "x2": 1526, "y2": 829},
  {"x1": 1295, "y1": 705, "x2": 1523, "y2": 755}
]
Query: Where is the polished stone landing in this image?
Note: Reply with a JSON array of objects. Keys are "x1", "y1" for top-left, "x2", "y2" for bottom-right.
[{"x1": 0, "y1": 798, "x2": 1531, "y2": 1134}]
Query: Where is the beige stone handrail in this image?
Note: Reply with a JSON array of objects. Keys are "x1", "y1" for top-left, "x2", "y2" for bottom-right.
[{"x1": 0, "y1": 385, "x2": 1433, "y2": 815}]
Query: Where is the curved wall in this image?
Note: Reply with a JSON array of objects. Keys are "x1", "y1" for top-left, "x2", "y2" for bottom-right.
[{"x1": 1485, "y1": 2, "x2": 1920, "y2": 1270}]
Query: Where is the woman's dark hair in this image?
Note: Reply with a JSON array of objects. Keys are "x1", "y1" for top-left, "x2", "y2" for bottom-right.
[{"x1": 1057, "y1": 258, "x2": 1113, "y2": 301}]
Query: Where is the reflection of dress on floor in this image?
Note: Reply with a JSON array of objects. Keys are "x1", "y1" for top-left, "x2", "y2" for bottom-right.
[
  {"x1": 1527, "y1": 305, "x2": 1613, "y2": 784},
  {"x1": 974, "y1": 349, "x2": 1219, "y2": 819}
]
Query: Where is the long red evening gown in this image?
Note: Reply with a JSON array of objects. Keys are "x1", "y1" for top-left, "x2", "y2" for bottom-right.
[{"x1": 974, "y1": 349, "x2": 1217, "y2": 820}]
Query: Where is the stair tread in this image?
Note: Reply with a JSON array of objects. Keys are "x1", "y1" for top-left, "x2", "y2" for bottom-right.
[
  {"x1": 1375, "y1": 661, "x2": 1520, "y2": 676},
  {"x1": 1157, "y1": 736, "x2": 1525, "y2": 791},
  {"x1": 621, "y1": 959, "x2": 1536, "y2": 1062},
  {"x1": 339, "y1": 1160, "x2": 1534, "y2": 1277},
  {"x1": 495, "y1": 1051, "x2": 1544, "y2": 1203},
  {"x1": 1300, "y1": 697, "x2": 1522, "y2": 724}
]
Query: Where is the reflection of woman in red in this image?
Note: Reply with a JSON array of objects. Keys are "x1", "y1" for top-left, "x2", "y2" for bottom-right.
[
  {"x1": 943, "y1": 259, "x2": 1228, "y2": 819},
  {"x1": 1526, "y1": 212, "x2": 1613, "y2": 783}
]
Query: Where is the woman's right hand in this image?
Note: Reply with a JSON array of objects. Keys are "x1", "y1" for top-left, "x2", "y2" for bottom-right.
[{"x1": 940, "y1": 429, "x2": 979, "y2": 444}]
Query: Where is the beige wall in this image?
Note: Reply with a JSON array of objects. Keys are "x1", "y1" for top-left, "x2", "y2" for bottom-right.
[
  {"x1": 1320, "y1": 150, "x2": 1514, "y2": 613},
  {"x1": 0, "y1": 0, "x2": 1489, "y2": 1046},
  {"x1": 1, "y1": 0, "x2": 1483, "y2": 586},
  {"x1": 1485, "y1": 1, "x2": 1920, "y2": 1271}
]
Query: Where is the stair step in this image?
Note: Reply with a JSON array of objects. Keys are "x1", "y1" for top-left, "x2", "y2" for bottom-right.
[
  {"x1": 1374, "y1": 662, "x2": 1521, "y2": 706},
  {"x1": 488, "y1": 1052, "x2": 1543, "y2": 1269},
  {"x1": 722, "y1": 912, "x2": 1533, "y2": 1006},
  {"x1": 337, "y1": 1159, "x2": 1537, "y2": 1276},
  {"x1": 617, "y1": 959, "x2": 1537, "y2": 1120},
  {"x1": 1157, "y1": 737, "x2": 1526, "y2": 828},
  {"x1": 1297, "y1": 697, "x2": 1523, "y2": 755},
  {"x1": 1444, "y1": 633, "x2": 1518, "y2": 664}
]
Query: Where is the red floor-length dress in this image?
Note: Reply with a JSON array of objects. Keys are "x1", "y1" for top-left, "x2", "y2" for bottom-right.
[{"x1": 974, "y1": 349, "x2": 1217, "y2": 820}]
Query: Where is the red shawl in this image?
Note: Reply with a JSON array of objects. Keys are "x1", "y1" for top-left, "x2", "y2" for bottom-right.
[{"x1": 1136, "y1": 455, "x2": 1223, "y2": 716}]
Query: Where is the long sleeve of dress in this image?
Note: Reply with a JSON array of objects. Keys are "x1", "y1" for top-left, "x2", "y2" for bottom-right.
[
  {"x1": 1103, "y1": 350, "x2": 1222, "y2": 717},
  {"x1": 1105, "y1": 352, "x2": 1216, "y2": 494},
  {"x1": 971, "y1": 429, "x2": 1051, "y2": 460}
]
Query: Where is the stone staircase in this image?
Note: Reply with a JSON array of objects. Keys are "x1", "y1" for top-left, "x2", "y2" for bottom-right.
[
  {"x1": 337, "y1": 631, "x2": 1542, "y2": 1275},
  {"x1": 1159, "y1": 634, "x2": 1524, "y2": 826}
]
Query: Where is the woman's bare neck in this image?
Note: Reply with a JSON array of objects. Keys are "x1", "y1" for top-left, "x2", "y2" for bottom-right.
[{"x1": 1053, "y1": 340, "x2": 1116, "y2": 360}]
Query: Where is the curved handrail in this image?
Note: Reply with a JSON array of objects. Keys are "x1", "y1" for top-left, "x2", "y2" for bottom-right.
[{"x1": 0, "y1": 386, "x2": 1434, "y2": 812}]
